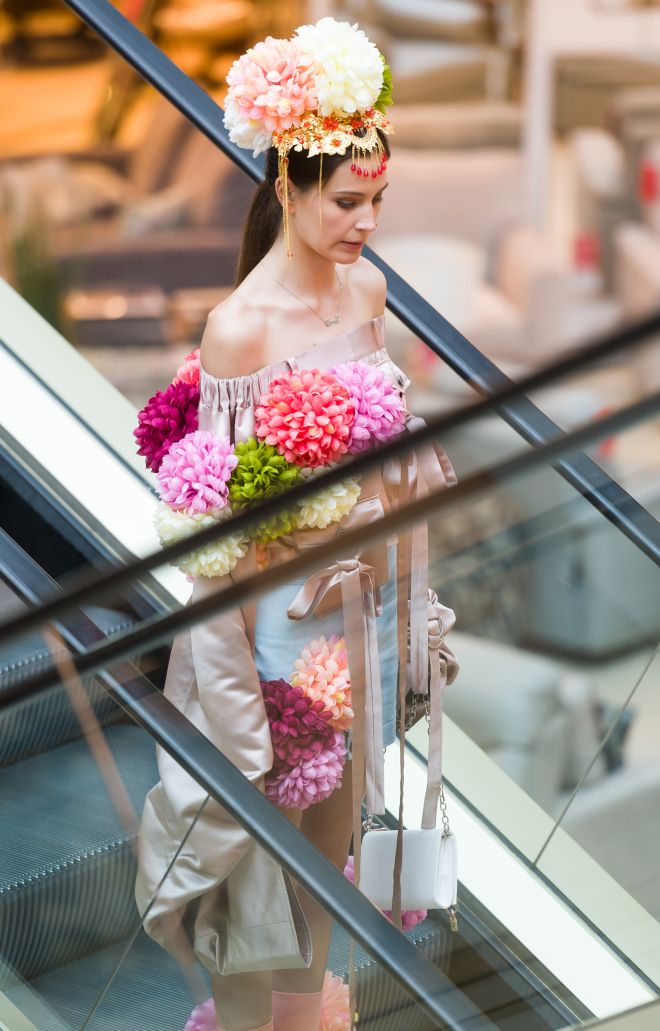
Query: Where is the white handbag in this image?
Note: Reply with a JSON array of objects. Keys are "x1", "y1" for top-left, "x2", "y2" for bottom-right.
[{"x1": 359, "y1": 590, "x2": 460, "y2": 932}]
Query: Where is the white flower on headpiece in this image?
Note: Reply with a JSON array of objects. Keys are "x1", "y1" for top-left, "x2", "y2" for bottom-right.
[
  {"x1": 224, "y1": 97, "x2": 274, "y2": 158},
  {"x1": 295, "y1": 477, "x2": 361, "y2": 530},
  {"x1": 294, "y1": 18, "x2": 384, "y2": 117}
]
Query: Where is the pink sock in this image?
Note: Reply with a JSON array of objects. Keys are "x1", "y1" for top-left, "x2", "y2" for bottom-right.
[{"x1": 272, "y1": 990, "x2": 323, "y2": 1031}]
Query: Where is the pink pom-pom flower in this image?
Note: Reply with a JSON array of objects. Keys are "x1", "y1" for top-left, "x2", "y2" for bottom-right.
[
  {"x1": 134, "y1": 380, "x2": 199, "y2": 473},
  {"x1": 266, "y1": 731, "x2": 346, "y2": 809},
  {"x1": 255, "y1": 369, "x2": 356, "y2": 468},
  {"x1": 157, "y1": 430, "x2": 237, "y2": 514},
  {"x1": 292, "y1": 635, "x2": 353, "y2": 730},
  {"x1": 331, "y1": 361, "x2": 406, "y2": 453},
  {"x1": 183, "y1": 997, "x2": 217, "y2": 1031},
  {"x1": 173, "y1": 347, "x2": 200, "y2": 387},
  {"x1": 261, "y1": 678, "x2": 334, "y2": 764},
  {"x1": 226, "y1": 37, "x2": 317, "y2": 134},
  {"x1": 344, "y1": 855, "x2": 427, "y2": 930},
  {"x1": 320, "y1": 971, "x2": 352, "y2": 1031}
]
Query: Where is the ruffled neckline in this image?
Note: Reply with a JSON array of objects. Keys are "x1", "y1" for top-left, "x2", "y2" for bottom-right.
[{"x1": 199, "y1": 314, "x2": 385, "y2": 385}]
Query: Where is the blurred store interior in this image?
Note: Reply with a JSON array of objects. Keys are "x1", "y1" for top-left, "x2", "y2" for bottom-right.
[{"x1": 2, "y1": 5, "x2": 660, "y2": 1009}]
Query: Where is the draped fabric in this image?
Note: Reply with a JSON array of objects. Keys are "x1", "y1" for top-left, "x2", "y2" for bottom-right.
[{"x1": 135, "y1": 315, "x2": 457, "y2": 975}]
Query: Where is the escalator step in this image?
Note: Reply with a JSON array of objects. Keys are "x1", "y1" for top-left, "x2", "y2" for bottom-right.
[
  {"x1": 0, "y1": 605, "x2": 135, "y2": 766},
  {"x1": 0, "y1": 722, "x2": 157, "y2": 984}
]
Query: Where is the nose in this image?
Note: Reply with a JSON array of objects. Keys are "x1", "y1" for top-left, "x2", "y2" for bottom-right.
[{"x1": 355, "y1": 215, "x2": 377, "y2": 232}]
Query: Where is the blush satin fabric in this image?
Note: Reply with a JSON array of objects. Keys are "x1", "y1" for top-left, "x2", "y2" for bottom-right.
[{"x1": 134, "y1": 316, "x2": 455, "y2": 975}]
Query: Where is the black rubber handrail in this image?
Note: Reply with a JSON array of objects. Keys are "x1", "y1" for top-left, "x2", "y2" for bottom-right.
[
  {"x1": 4, "y1": 387, "x2": 658, "y2": 707},
  {"x1": 0, "y1": 528, "x2": 495, "y2": 1031},
  {"x1": 54, "y1": 0, "x2": 660, "y2": 564},
  {"x1": 1, "y1": 302, "x2": 659, "y2": 648}
]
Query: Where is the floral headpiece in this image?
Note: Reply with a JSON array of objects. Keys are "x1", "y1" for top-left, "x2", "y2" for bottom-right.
[{"x1": 224, "y1": 17, "x2": 394, "y2": 257}]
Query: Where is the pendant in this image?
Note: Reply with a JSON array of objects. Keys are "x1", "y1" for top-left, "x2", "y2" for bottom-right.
[{"x1": 324, "y1": 315, "x2": 340, "y2": 327}]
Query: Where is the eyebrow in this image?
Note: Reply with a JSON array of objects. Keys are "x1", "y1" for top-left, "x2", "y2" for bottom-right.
[{"x1": 333, "y1": 183, "x2": 389, "y2": 197}]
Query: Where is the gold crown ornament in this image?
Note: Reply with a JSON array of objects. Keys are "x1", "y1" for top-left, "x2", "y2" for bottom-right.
[{"x1": 223, "y1": 16, "x2": 394, "y2": 258}]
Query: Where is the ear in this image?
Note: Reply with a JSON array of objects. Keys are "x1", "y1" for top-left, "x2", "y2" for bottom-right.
[{"x1": 274, "y1": 176, "x2": 296, "y2": 211}]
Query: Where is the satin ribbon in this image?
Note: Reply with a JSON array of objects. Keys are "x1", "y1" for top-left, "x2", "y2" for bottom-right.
[
  {"x1": 383, "y1": 415, "x2": 457, "y2": 698},
  {"x1": 287, "y1": 556, "x2": 385, "y2": 818},
  {"x1": 384, "y1": 417, "x2": 458, "y2": 928}
]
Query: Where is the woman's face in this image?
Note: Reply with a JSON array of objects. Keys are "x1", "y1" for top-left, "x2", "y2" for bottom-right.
[{"x1": 287, "y1": 156, "x2": 388, "y2": 264}]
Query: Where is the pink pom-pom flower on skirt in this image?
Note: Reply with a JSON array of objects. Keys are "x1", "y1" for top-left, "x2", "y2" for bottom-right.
[
  {"x1": 331, "y1": 360, "x2": 406, "y2": 453},
  {"x1": 134, "y1": 380, "x2": 199, "y2": 473},
  {"x1": 266, "y1": 731, "x2": 346, "y2": 809},
  {"x1": 157, "y1": 430, "x2": 238, "y2": 514},
  {"x1": 255, "y1": 369, "x2": 356, "y2": 468},
  {"x1": 182, "y1": 997, "x2": 217, "y2": 1031}
]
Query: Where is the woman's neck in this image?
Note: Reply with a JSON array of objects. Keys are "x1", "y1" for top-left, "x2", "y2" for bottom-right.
[{"x1": 267, "y1": 238, "x2": 338, "y2": 301}]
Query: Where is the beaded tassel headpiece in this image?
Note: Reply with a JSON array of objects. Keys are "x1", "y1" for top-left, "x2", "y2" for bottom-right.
[{"x1": 224, "y1": 17, "x2": 394, "y2": 258}]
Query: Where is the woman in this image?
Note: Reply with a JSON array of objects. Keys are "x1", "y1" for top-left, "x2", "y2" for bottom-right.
[{"x1": 135, "y1": 18, "x2": 456, "y2": 1031}]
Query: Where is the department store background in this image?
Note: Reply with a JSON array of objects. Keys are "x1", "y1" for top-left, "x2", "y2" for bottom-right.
[{"x1": 1, "y1": 2, "x2": 660, "y2": 1029}]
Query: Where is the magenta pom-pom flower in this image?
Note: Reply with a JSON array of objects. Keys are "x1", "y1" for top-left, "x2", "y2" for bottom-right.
[
  {"x1": 261, "y1": 678, "x2": 334, "y2": 763},
  {"x1": 134, "y1": 380, "x2": 199, "y2": 473},
  {"x1": 255, "y1": 369, "x2": 356, "y2": 468},
  {"x1": 331, "y1": 360, "x2": 406, "y2": 453},
  {"x1": 157, "y1": 430, "x2": 237, "y2": 514},
  {"x1": 173, "y1": 347, "x2": 200, "y2": 387},
  {"x1": 266, "y1": 731, "x2": 346, "y2": 809},
  {"x1": 344, "y1": 855, "x2": 427, "y2": 929},
  {"x1": 183, "y1": 997, "x2": 217, "y2": 1031}
]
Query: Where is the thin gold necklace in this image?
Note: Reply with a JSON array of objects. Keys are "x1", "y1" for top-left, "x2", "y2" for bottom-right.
[{"x1": 272, "y1": 270, "x2": 343, "y2": 327}]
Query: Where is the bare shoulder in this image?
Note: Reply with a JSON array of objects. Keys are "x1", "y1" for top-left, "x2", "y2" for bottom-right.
[
  {"x1": 200, "y1": 293, "x2": 267, "y2": 379},
  {"x1": 349, "y1": 256, "x2": 387, "y2": 316}
]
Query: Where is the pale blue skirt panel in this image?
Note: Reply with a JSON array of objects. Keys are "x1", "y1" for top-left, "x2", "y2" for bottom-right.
[{"x1": 254, "y1": 545, "x2": 398, "y2": 746}]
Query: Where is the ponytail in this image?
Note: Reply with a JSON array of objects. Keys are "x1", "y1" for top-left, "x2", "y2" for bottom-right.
[{"x1": 235, "y1": 152, "x2": 281, "y2": 285}]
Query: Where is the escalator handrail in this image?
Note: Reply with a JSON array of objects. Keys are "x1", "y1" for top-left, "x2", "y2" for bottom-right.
[{"x1": 0, "y1": 527, "x2": 495, "y2": 1031}]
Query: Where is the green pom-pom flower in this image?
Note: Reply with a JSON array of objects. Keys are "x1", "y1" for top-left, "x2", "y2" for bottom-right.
[
  {"x1": 229, "y1": 437, "x2": 300, "y2": 505},
  {"x1": 247, "y1": 507, "x2": 298, "y2": 545},
  {"x1": 375, "y1": 54, "x2": 393, "y2": 112}
]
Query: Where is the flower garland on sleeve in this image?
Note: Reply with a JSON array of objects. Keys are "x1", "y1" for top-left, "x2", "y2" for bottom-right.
[{"x1": 134, "y1": 358, "x2": 405, "y2": 579}]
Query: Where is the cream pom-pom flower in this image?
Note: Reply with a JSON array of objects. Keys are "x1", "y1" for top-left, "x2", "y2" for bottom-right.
[
  {"x1": 294, "y1": 17, "x2": 384, "y2": 116},
  {"x1": 153, "y1": 502, "x2": 247, "y2": 578},
  {"x1": 292, "y1": 634, "x2": 353, "y2": 729},
  {"x1": 294, "y1": 477, "x2": 361, "y2": 530}
]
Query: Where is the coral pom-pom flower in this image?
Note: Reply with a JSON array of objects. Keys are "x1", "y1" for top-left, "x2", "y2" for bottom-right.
[
  {"x1": 173, "y1": 347, "x2": 200, "y2": 387},
  {"x1": 134, "y1": 380, "x2": 199, "y2": 473},
  {"x1": 255, "y1": 369, "x2": 355, "y2": 468},
  {"x1": 319, "y1": 970, "x2": 352, "y2": 1031},
  {"x1": 330, "y1": 360, "x2": 406, "y2": 452},
  {"x1": 291, "y1": 634, "x2": 353, "y2": 729},
  {"x1": 157, "y1": 430, "x2": 237, "y2": 514}
]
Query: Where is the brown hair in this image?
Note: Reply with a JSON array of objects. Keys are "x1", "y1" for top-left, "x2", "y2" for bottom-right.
[{"x1": 235, "y1": 133, "x2": 391, "y2": 285}]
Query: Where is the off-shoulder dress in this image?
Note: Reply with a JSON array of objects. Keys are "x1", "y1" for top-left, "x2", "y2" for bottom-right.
[{"x1": 135, "y1": 315, "x2": 456, "y2": 976}]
